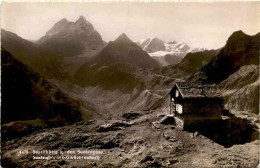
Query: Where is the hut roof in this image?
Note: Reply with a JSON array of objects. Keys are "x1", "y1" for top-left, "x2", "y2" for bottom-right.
[{"x1": 170, "y1": 82, "x2": 222, "y2": 99}]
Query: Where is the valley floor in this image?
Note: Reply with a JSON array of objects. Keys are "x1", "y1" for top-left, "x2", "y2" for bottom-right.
[{"x1": 2, "y1": 108, "x2": 259, "y2": 168}]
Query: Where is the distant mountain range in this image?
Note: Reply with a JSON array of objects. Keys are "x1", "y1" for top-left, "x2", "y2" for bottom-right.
[
  {"x1": 2, "y1": 16, "x2": 211, "y2": 80},
  {"x1": 135, "y1": 37, "x2": 206, "y2": 66},
  {"x1": 1, "y1": 15, "x2": 259, "y2": 125}
]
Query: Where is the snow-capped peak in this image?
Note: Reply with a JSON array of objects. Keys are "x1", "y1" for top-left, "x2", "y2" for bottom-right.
[
  {"x1": 134, "y1": 37, "x2": 192, "y2": 66},
  {"x1": 135, "y1": 37, "x2": 190, "y2": 56},
  {"x1": 188, "y1": 47, "x2": 207, "y2": 53}
]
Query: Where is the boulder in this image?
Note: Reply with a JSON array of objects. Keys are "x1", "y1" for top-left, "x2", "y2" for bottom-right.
[
  {"x1": 97, "y1": 121, "x2": 130, "y2": 132},
  {"x1": 140, "y1": 156, "x2": 154, "y2": 163},
  {"x1": 122, "y1": 112, "x2": 141, "y2": 120}
]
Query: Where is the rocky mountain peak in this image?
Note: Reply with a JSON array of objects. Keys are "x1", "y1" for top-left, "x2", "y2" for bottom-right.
[
  {"x1": 54, "y1": 18, "x2": 70, "y2": 26},
  {"x1": 75, "y1": 15, "x2": 92, "y2": 27},
  {"x1": 225, "y1": 30, "x2": 249, "y2": 44},
  {"x1": 77, "y1": 15, "x2": 87, "y2": 22},
  {"x1": 37, "y1": 16, "x2": 104, "y2": 48},
  {"x1": 59, "y1": 18, "x2": 69, "y2": 24},
  {"x1": 230, "y1": 30, "x2": 246, "y2": 37},
  {"x1": 35, "y1": 16, "x2": 105, "y2": 58},
  {"x1": 168, "y1": 40, "x2": 177, "y2": 44},
  {"x1": 115, "y1": 33, "x2": 132, "y2": 43},
  {"x1": 43, "y1": 16, "x2": 95, "y2": 38},
  {"x1": 45, "y1": 18, "x2": 72, "y2": 36},
  {"x1": 149, "y1": 37, "x2": 165, "y2": 44},
  {"x1": 75, "y1": 32, "x2": 160, "y2": 71}
]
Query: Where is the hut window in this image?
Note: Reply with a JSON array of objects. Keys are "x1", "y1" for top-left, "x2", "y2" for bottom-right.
[
  {"x1": 176, "y1": 104, "x2": 183, "y2": 114},
  {"x1": 175, "y1": 90, "x2": 179, "y2": 97}
]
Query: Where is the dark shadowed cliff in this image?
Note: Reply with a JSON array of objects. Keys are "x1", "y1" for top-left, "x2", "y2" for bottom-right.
[{"x1": 189, "y1": 31, "x2": 259, "y2": 84}]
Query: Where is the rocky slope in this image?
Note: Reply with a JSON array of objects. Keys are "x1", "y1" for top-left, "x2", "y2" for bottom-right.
[
  {"x1": 135, "y1": 37, "x2": 166, "y2": 53},
  {"x1": 218, "y1": 65, "x2": 259, "y2": 114},
  {"x1": 151, "y1": 54, "x2": 183, "y2": 67},
  {"x1": 71, "y1": 47, "x2": 217, "y2": 119},
  {"x1": 189, "y1": 30, "x2": 260, "y2": 84},
  {"x1": 74, "y1": 33, "x2": 159, "y2": 89},
  {"x1": 1, "y1": 29, "x2": 38, "y2": 62},
  {"x1": 1, "y1": 29, "x2": 42, "y2": 68},
  {"x1": 72, "y1": 62, "x2": 177, "y2": 118},
  {"x1": 72, "y1": 34, "x2": 174, "y2": 117},
  {"x1": 1, "y1": 48, "x2": 88, "y2": 139},
  {"x1": 154, "y1": 49, "x2": 219, "y2": 79},
  {"x1": 1, "y1": 29, "x2": 71, "y2": 80},
  {"x1": 88, "y1": 33, "x2": 159, "y2": 68},
  {"x1": 2, "y1": 108, "x2": 258, "y2": 168}
]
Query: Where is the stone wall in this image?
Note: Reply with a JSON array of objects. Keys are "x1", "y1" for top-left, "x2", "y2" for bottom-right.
[
  {"x1": 174, "y1": 116, "x2": 184, "y2": 130},
  {"x1": 183, "y1": 99, "x2": 222, "y2": 119}
]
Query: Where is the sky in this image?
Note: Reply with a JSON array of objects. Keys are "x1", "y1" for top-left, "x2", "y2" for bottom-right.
[{"x1": 1, "y1": 2, "x2": 259, "y2": 49}]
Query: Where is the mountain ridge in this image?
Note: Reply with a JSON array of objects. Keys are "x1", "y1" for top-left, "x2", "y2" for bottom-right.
[
  {"x1": 189, "y1": 30, "x2": 260, "y2": 84},
  {"x1": 1, "y1": 47, "x2": 82, "y2": 125},
  {"x1": 74, "y1": 33, "x2": 160, "y2": 90},
  {"x1": 86, "y1": 33, "x2": 160, "y2": 68}
]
